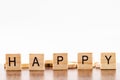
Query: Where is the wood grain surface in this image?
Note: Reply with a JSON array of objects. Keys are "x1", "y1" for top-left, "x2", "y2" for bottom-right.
[{"x1": 1, "y1": 64, "x2": 120, "y2": 80}]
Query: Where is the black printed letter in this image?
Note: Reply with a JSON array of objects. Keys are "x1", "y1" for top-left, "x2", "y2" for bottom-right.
[
  {"x1": 57, "y1": 56, "x2": 63, "y2": 65},
  {"x1": 82, "y1": 55, "x2": 88, "y2": 64},
  {"x1": 32, "y1": 57, "x2": 40, "y2": 66}
]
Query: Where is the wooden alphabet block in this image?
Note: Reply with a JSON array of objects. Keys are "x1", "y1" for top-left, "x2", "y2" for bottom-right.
[
  {"x1": 6, "y1": 54, "x2": 21, "y2": 70},
  {"x1": 78, "y1": 53, "x2": 92, "y2": 69},
  {"x1": 29, "y1": 54, "x2": 45, "y2": 70},
  {"x1": 101, "y1": 52, "x2": 116, "y2": 69},
  {"x1": 53, "y1": 53, "x2": 68, "y2": 70}
]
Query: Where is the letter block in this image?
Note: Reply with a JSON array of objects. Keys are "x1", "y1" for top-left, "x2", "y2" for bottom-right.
[
  {"x1": 53, "y1": 53, "x2": 68, "y2": 70},
  {"x1": 6, "y1": 54, "x2": 21, "y2": 70},
  {"x1": 101, "y1": 52, "x2": 116, "y2": 69},
  {"x1": 78, "y1": 53, "x2": 92, "y2": 69},
  {"x1": 29, "y1": 54, "x2": 45, "y2": 70}
]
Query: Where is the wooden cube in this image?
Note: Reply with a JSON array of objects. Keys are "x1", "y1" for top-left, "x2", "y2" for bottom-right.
[
  {"x1": 78, "y1": 53, "x2": 92, "y2": 69},
  {"x1": 101, "y1": 52, "x2": 116, "y2": 69},
  {"x1": 29, "y1": 54, "x2": 45, "y2": 70},
  {"x1": 21, "y1": 64, "x2": 29, "y2": 69},
  {"x1": 93, "y1": 62, "x2": 100, "y2": 69},
  {"x1": 68, "y1": 62, "x2": 77, "y2": 69},
  {"x1": 53, "y1": 53, "x2": 68, "y2": 70},
  {"x1": 6, "y1": 54, "x2": 21, "y2": 70},
  {"x1": 45, "y1": 60, "x2": 53, "y2": 67}
]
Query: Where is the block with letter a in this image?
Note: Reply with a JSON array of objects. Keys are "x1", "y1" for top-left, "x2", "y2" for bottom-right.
[
  {"x1": 101, "y1": 52, "x2": 116, "y2": 69},
  {"x1": 6, "y1": 54, "x2": 21, "y2": 70},
  {"x1": 78, "y1": 52, "x2": 92, "y2": 69},
  {"x1": 53, "y1": 53, "x2": 68, "y2": 70},
  {"x1": 29, "y1": 54, "x2": 45, "y2": 70}
]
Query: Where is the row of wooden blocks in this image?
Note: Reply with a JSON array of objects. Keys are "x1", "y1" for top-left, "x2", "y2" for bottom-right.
[{"x1": 5, "y1": 52, "x2": 116, "y2": 70}]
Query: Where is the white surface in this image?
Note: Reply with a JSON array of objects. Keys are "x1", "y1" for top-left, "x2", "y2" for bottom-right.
[{"x1": 0, "y1": 0, "x2": 120, "y2": 64}]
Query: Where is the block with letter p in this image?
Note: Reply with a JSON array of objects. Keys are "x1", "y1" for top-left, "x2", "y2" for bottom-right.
[
  {"x1": 53, "y1": 53, "x2": 68, "y2": 70},
  {"x1": 6, "y1": 54, "x2": 21, "y2": 70},
  {"x1": 78, "y1": 52, "x2": 92, "y2": 69},
  {"x1": 101, "y1": 52, "x2": 116, "y2": 69}
]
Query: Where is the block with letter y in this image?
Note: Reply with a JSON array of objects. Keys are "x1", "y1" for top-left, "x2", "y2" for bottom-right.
[
  {"x1": 6, "y1": 54, "x2": 21, "y2": 70},
  {"x1": 101, "y1": 52, "x2": 116, "y2": 69}
]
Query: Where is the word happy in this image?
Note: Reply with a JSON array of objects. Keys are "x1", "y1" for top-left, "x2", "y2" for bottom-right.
[{"x1": 5, "y1": 52, "x2": 116, "y2": 70}]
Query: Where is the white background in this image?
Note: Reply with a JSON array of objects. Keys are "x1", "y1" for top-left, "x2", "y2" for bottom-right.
[{"x1": 0, "y1": 0, "x2": 120, "y2": 64}]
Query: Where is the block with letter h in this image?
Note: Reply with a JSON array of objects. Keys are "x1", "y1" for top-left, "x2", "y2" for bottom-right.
[{"x1": 6, "y1": 54, "x2": 21, "y2": 70}]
